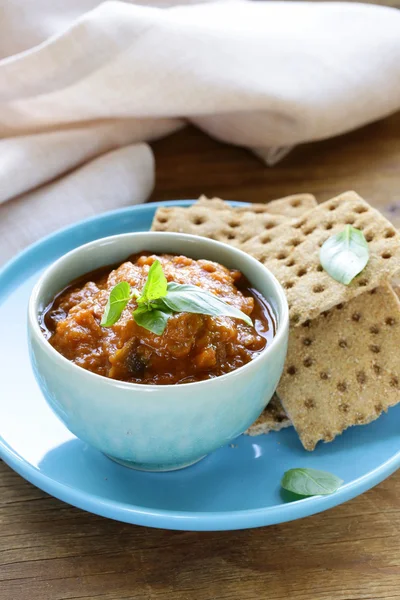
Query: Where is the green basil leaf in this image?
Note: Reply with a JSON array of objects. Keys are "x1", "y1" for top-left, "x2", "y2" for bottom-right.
[
  {"x1": 162, "y1": 282, "x2": 252, "y2": 327},
  {"x1": 320, "y1": 225, "x2": 369, "y2": 285},
  {"x1": 133, "y1": 305, "x2": 172, "y2": 335},
  {"x1": 100, "y1": 281, "x2": 132, "y2": 327},
  {"x1": 281, "y1": 468, "x2": 343, "y2": 497},
  {"x1": 139, "y1": 260, "x2": 168, "y2": 303}
]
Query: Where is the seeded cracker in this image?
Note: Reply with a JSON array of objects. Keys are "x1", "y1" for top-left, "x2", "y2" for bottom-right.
[
  {"x1": 277, "y1": 284, "x2": 400, "y2": 450},
  {"x1": 245, "y1": 394, "x2": 291, "y2": 435},
  {"x1": 241, "y1": 191, "x2": 400, "y2": 325}
]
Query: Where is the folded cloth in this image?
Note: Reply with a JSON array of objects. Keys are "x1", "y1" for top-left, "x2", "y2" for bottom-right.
[{"x1": 1, "y1": 0, "x2": 399, "y2": 264}]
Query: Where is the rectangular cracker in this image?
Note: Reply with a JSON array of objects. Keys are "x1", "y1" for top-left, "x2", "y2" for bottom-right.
[
  {"x1": 151, "y1": 194, "x2": 317, "y2": 247},
  {"x1": 151, "y1": 205, "x2": 289, "y2": 247},
  {"x1": 277, "y1": 284, "x2": 400, "y2": 450},
  {"x1": 195, "y1": 194, "x2": 317, "y2": 218},
  {"x1": 245, "y1": 394, "x2": 292, "y2": 435},
  {"x1": 242, "y1": 191, "x2": 400, "y2": 325}
]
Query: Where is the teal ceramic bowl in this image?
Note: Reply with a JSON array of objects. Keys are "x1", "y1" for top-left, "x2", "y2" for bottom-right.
[{"x1": 28, "y1": 232, "x2": 289, "y2": 472}]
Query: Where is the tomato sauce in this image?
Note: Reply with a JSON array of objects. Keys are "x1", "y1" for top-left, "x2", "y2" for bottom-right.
[{"x1": 42, "y1": 253, "x2": 275, "y2": 385}]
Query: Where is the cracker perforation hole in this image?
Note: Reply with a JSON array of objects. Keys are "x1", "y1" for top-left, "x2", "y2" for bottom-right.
[
  {"x1": 261, "y1": 234, "x2": 271, "y2": 244},
  {"x1": 313, "y1": 284, "x2": 325, "y2": 293},
  {"x1": 277, "y1": 252, "x2": 288, "y2": 260},
  {"x1": 381, "y1": 251, "x2": 392, "y2": 259},
  {"x1": 352, "y1": 312, "x2": 361, "y2": 322},
  {"x1": 193, "y1": 216, "x2": 206, "y2": 225},
  {"x1": 316, "y1": 264, "x2": 324, "y2": 272},
  {"x1": 265, "y1": 222, "x2": 276, "y2": 230},
  {"x1": 345, "y1": 217, "x2": 356, "y2": 225},
  {"x1": 355, "y1": 413, "x2": 367, "y2": 424},
  {"x1": 286, "y1": 258, "x2": 296, "y2": 267},
  {"x1": 303, "y1": 337, "x2": 313, "y2": 346},
  {"x1": 293, "y1": 219, "x2": 306, "y2": 230},
  {"x1": 372, "y1": 364, "x2": 382, "y2": 375},
  {"x1": 297, "y1": 268, "x2": 307, "y2": 277},
  {"x1": 289, "y1": 238, "x2": 302, "y2": 247},
  {"x1": 287, "y1": 366, "x2": 296, "y2": 376},
  {"x1": 385, "y1": 229, "x2": 395, "y2": 238},
  {"x1": 369, "y1": 325, "x2": 380, "y2": 335},
  {"x1": 229, "y1": 221, "x2": 239, "y2": 228},
  {"x1": 357, "y1": 371, "x2": 367, "y2": 384},
  {"x1": 304, "y1": 399, "x2": 315, "y2": 409},
  {"x1": 158, "y1": 216, "x2": 168, "y2": 224},
  {"x1": 302, "y1": 320, "x2": 311, "y2": 328},
  {"x1": 303, "y1": 357, "x2": 313, "y2": 367},
  {"x1": 365, "y1": 232, "x2": 374, "y2": 242},
  {"x1": 284, "y1": 281, "x2": 295, "y2": 289},
  {"x1": 358, "y1": 279, "x2": 368, "y2": 287},
  {"x1": 320, "y1": 371, "x2": 329, "y2": 380},
  {"x1": 369, "y1": 344, "x2": 381, "y2": 354},
  {"x1": 385, "y1": 317, "x2": 396, "y2": 326},
  {"x1": 303, "y1": 226, "x2": 316, "y2": 235},
  {"x1": 325, "y1": 223, "x2": 333, "y2": 230},
  {"x1": 328, "y1": 203, "x2": 337, "y2": 211},
  {"x1": 355, "y1": 205, "x2": 368, "y2": 214},
  {"x1": 291, "y1": 199, "x2": 301, "y2": 207},
  {"x1": 338, "y1": 339, "x2": 347, "y2": 348},
  {"x1": 291, "y1": 313, "x2": 301, "y2": 324},
  {"x1": 390, "y1": 376, "x2": 399, "y2": 388},
  {"x1": 337, "y1": 382, "x2": 347, "y2": 393}
]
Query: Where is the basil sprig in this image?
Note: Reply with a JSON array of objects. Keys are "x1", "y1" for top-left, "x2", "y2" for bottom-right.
[
  {"x1": 281, "y1": 468, "x2": 343, "y2": 497},
  {"x1": 320, "y1": 225, "x2": 369, "y2": 285},
  {"x1": 100, "y1": 260, "x2": 252, "y2": 335}
]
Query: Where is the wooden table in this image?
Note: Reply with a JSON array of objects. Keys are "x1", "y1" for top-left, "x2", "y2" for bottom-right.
[{"x1": 1, "y1": 111, "x2": 400, "y2": 599}]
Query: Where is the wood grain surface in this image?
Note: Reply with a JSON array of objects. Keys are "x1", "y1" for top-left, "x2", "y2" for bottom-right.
[{"x1": 1, "y1": 49, "x2": 400, "y2": 600}]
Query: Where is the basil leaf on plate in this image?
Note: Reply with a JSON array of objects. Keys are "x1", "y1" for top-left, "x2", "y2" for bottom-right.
[
  {"x1": 281, "y1": 468, "x2": 343, "y2": 497},
  {"x1": 163, "y1": 282, "x2": 253, "y2": 327},
  {"x1": 133, "y1": 305, "x2": 172, "y2": 335},
  {"x1": 100, "y1": 281, "x2": 132, "y2": 327},
  {"x1": 320, "y1": 225, "x2": 369, "y2": 285},
  {"x1": 139, "y1": 260, "x2": 168, "y2": 304}
]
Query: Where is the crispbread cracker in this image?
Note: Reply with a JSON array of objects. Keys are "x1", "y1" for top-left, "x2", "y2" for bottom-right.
[
  {"x1": 242, "y1": 191, "x2": 400, "y2": 325},
  {"x1": 245, "y1": 394, "x2": 292, "y2": 435},
  {"x1": 277, "y1": 284, "x2": 400, "y2": 450},
  {"x1": 195, "y1": 194, "x2": 317, "y2": 218},
  {"x1": 151, "y1": 205, "x2": 289, "y2": 247}
]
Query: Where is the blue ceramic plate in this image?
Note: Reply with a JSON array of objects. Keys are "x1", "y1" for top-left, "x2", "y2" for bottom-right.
[{"x1": 0, "y1": 201, "x2": 399, "y2": 531}]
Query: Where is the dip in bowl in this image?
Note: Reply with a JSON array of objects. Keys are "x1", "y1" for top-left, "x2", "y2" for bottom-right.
[{"x1": 28, "y1": 233, "x2": 289, "y2": 471}]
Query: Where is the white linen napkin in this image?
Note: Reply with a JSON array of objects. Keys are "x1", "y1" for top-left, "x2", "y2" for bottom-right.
[{"x1": 1, "y1": 0, "x2": 399, "y2": 264}]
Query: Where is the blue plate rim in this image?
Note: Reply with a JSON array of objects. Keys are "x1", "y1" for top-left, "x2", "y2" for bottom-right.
[{"x1": 1, "y1": 200, "x2": 399, "y2": 531}]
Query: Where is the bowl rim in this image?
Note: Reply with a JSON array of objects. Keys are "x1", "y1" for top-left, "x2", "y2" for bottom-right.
[{"x1": 29, "y1": 231, "x2": 289, "y2": 390}]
